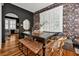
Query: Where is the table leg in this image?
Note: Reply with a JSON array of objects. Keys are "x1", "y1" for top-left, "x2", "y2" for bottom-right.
[
  {"x1": 43, "y1": 40, "x2": 47, "y2": 56},
  {"x1": 43, "y1": 40, "x2": 46, "y2": 56},
  {"x1": 43, "y1": 45, "x2": 45, "y2": 56}
]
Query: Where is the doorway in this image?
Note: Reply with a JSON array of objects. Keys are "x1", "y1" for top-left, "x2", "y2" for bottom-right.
[{"x1": 4, "y1": 13, "x2": 19, "y2": 42}]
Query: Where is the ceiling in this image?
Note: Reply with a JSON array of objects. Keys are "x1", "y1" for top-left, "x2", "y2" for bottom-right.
[{"x1": 12, "y1": 3, "x2": 53, "y2": 12}]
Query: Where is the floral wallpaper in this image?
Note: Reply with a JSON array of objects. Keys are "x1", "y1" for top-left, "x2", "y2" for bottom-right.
[{"x1": 63, "y1": 3, "x2": 79, "y2": 37}]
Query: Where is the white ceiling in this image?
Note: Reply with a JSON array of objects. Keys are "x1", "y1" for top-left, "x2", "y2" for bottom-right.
[{"x1": 12, "y1": 3, "x2": 53, "y2": 12}]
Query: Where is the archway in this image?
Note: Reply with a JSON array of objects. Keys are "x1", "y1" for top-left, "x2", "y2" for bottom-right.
[{"x1": 5, "y1": 13, "x2": 19, "y2": 40}]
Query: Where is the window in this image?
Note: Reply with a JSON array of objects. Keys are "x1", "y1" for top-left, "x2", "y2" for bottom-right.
[
  {"x1": 40, "y1": 6, "x2": 63, "y2": 32},
  {"x1": 10, "y1": 20, "x2": 16, "y2": 29},
  {"x1": 5, "y1": 18, "x2": 16, "y2": 30},
  {"x1": 5, "y1": 19, "x2": 9, "y2": 29}
]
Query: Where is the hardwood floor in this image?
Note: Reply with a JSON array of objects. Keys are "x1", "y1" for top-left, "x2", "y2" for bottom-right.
[
  {"x1": 0, "y1": 34, "x2": 78, "y2": 56},
  {"x1": 0, "y1": 34, "x2": 24, "y2": 56}
]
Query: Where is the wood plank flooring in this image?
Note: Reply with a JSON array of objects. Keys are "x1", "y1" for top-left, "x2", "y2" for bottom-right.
[
  {"x1": 0, "y1": 34, "x2": 78, "y2": 56},
  {"x1": 0, "y1": 34, "x2": 24, "y2": 56}
]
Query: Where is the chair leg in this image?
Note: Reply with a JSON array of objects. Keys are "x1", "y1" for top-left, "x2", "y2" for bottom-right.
[{"x1": 59, "y1": 48, "x2": 63, "y2": 56}]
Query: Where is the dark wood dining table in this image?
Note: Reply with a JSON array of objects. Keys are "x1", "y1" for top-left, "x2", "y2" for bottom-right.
[{"x1": 20, "y1": 31, "x2": 59, "y2": 56}]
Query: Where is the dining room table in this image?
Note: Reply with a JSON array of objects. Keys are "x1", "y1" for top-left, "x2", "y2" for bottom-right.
[{"x1": 20, "y1": 31, "x2": 59, "y2": 56}]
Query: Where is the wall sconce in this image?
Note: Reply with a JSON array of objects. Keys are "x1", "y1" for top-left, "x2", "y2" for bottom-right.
[{"x1": 21, "y1": 24, "x2": 23, "y2": 26}]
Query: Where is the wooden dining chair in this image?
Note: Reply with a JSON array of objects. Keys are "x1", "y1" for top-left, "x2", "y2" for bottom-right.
[{"x1": 46, "y1": 36, "x2": 67, "y2": 56}]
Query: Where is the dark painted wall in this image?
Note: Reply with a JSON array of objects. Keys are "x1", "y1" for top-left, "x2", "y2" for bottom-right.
[{"x1": 2, "y1": 3, "x2": 34, "y2": 43}]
